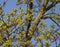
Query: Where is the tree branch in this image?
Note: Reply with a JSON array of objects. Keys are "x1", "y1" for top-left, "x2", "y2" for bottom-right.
[{"x1": 45, "y1": 0, "x2": 60, "y2": 12}]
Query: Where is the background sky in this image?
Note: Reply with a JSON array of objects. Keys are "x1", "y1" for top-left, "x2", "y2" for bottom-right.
[{"x1": 0, "y1": 0, "x2": 60, "y2": 47}]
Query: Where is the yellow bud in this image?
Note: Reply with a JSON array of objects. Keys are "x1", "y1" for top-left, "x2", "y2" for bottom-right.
[
  {"x1": 18, "y1": 22, "x2": 22, "y2": 27},
  {"x1": 39, "y1": 34, "x2": 46, "y2": 40},
  {"x1": 30, "y1": 0, "x2": 33, "y2": 2},
  {"x1": 56, "y1": 0, "x2": 60, "y2": 2},
  {"x1": 7, "y1": 12, "x2": 12, "y2": 16},
  {"x1": 38, "y1": 44, "x2": 42, "y2": 47},
  {"x1": 28, "y1": 31, "x2": 33, "y2": 37},
  {"x1": 2, "y1": 26, "x2": 7, "y2": 30},
  {"x1": 13, "y1": 8, "x2": 17, "y2": 12},
  {"x1": 44, "y1": 41, "x2": 51, "y2": 46},
  {"x1": 7, "y1": 22, "x2": 12, "y2": 27},
  {"x1": 51, "y1": 24, "x2": 55, "y2": 28},
  {"x1": 24, "y1": 40, "x2": 31, "y2": 45},
  {"x1": 42, "y1": 22, "x2": 47, "y2": 27}
]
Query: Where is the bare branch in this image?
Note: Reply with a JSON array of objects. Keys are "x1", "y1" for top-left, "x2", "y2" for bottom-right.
[{"x1": 45, "y1": 0, "x2": 60, "y2": 12}]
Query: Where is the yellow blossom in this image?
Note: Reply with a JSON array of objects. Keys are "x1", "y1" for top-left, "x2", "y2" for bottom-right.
[
  {"x1": 24, "y1": 40, "x2": 31, "y2": 45},
  {"x1": 56, "y1": 0, "x2": 60, "y2": 2},
  {"x1": 38, "y1": 44, "x2": 42, "y2": 47},
  {"x1": 42, "y1": 22, "x2": 47, "y2": 27},
  {"x1": 7, "y1": 12, "x2": 12, "y2": 16},
  {"x1": 39, "y1": 34, "x2": 46, "y2": 40},
  {"x1": 44, "y1": 41, "x2": 51, "y2": 46}
]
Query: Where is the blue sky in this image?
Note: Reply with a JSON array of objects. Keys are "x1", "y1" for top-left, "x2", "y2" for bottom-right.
[{"x1": 0, "y1": 0, "x2": 60, "y2": 47}]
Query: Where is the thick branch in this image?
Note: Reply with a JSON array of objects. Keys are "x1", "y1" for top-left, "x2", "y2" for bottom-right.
[
  {"x1": 26, "y1": 7, "x2": 44, "y2": 40},
  {"x1": 26, "y1": 1, "x2": 33, "y2": 38}
]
